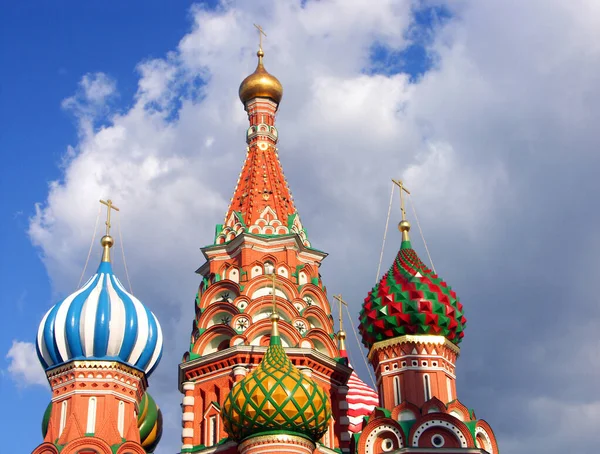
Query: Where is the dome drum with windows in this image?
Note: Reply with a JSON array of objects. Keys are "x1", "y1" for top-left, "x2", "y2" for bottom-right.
[{"x1": 359, "y1": 218, "x2": 466, "y2": 349}]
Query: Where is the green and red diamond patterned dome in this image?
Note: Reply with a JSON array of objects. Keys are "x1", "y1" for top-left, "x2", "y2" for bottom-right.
[{"x1": 359, "y1": 239, "x2": 466, "y2": 349}]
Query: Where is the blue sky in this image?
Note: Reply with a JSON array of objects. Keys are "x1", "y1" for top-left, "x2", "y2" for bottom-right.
[
  {"x1": 0, "y1": 2, "x2": 195, "y2": 449},
  {"x1": 3, "y1": 1, "x2": 600, "y2": 453}
]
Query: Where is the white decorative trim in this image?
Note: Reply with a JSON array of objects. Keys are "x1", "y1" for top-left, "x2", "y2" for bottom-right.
[
  {"x1": 431, "y1": 434, "x2": 445, "y2": 447},
  {"x1": 50, "y1": 389, "x2": 138, "y2": 403},
  {"x1": 364, "y1": 425, "x2": 404, "y2": 452},
  {"x1": 475, "y1": 426, "x2": 493, "y2": 452},
  {"x1": 423, "y1": 374, "x2": 431, "y2": 401},
  {"x1": 86, "y1": 397, "x2": 97, "y2": 433},
  {"x1": 182, "y1": 412, "x2": 194, "y2": 422},
  {"x1": 411, "y1": 419, "x2": 467, "y2": 447},
  {"x1": 369, "y1": 335, "x2": 461, "y2": 358},
  {"x1": 182, "y1": 428, "x2": 194, "y2": 438},
  {"x1": 393, "y1": 375, "x2": 401, "y2": 406},
  {"x1": 182, "y1": 382, "x2": 195, "y2": 391},
  {"x1": 59, "y1": 400, "x2": 68, "y2": 436},
  {"x1": 117, "y1": 401, "x2": 125, "y2": 437},
  {"x1": 182, "y1": 396, "x2": 194, "y2": 406},
  {"x1": 233, "y1": 365, "x2": 248, "y2": 377}
]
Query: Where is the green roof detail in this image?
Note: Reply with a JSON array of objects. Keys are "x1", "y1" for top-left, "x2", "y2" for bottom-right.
[
  {"x1": 359, "y1": 240, "x2": 466, "y2": 349},
  {"x1": 42, "y1": 401, "x2": 52, "y2": 438},
  {"x1": 221, "y1": 329, "x2": 331, "y2": 442}
]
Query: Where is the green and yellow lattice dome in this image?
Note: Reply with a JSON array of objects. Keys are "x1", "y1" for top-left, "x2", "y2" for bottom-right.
[
  {"x1": 137, "y1": 392, "x2": 163, "y2": 453},
  {"x1": 222, "y1": 316, "x2": 331, "y2": 442}
]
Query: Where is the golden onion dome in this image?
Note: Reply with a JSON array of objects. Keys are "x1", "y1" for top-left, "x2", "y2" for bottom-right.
[{"x1": 239, "y1": 49, "x2": 283, "y2": 105}]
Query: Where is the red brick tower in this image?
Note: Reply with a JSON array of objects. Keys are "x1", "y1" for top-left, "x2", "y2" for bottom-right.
[
  {"x1": 355, "y1": 182, "x2": 498, "y2": 453},
  {"x1": 178, "y1": 43, "x2": 356, "y2": 453}
]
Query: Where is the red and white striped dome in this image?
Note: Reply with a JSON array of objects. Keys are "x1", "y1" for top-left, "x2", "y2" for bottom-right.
[{"x1": 346, "y1": 367, "x2": 379, "y2": 433}]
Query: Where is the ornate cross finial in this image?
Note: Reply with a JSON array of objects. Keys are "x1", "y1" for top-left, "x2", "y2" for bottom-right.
[
  {"x1": 99, "y1": 199, "x2": 119, "y2": 262},
  {"x1": 99, "y1": 199, "x2": 120, "y2": 236},
  {"x1": 333, "y1": 294, "x2": 348, "y2": 333},
  {"x1": 254, "y1": 23, "x2": 267, "y2": 50},
  {"x1": 391, "y1": 179, "x2": 410, "y2": 221},
  {"x1": 333, "y1": 294, "x2": 348, "y2": 352}
]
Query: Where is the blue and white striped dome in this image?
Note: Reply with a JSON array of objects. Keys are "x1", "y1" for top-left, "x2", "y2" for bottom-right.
[{"x1": 36, "y1": 260, "x2": 163, "y2": 377}]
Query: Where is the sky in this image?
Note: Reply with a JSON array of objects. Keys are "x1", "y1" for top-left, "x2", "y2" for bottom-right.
[{"x1": 2, "y1": 0, "x2": 600, "y2": 453}]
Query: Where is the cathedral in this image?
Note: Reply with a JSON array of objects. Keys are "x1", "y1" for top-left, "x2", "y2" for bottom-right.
[{"x1": 32, "y1": 39, "x2": 499, "y2": 454}]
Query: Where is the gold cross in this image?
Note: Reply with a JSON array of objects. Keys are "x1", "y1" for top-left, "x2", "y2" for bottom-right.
[
  {"x1": 333, "y1": 294, "x2": 348, "y2": 332},
  {"x1": 391, "y1": 179, "x2": 410, "y2": 221},
  {"x1": 254, "y1": 23, "x2": 267, "y2": 50},
  {"x1": 99, "y1": 199, "x2": 119, "y2": 236}
]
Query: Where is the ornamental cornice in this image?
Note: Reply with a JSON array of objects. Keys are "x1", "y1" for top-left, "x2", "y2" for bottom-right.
[
  {"x1": 199, "y1": 232, "x2": 326, "y2": 266},
  {"x1": 179, "y1": 345, "x2": 351, "y2": 392},
  {"x1": 51, "y1": 389, "x2": 139, "y2": 404},
  {"x1": 368, "y1": 335, "x2": 461, "y2": 360},
  {"x1": 239, "y1": 433, "x2": 315, "y2": 450},
  {"x1": 45, "y1": 359, "x2": 146, "y2": 382}
]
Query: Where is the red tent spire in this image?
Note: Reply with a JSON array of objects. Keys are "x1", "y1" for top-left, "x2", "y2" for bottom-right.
[{"x1": 215, "y1": 48, "x2": 310, "y2": 247}]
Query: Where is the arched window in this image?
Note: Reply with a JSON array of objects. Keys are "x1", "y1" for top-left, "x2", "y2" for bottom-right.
[
  {"x1": 59, "y1": 400, "x2": 68, "y2": 436},
  {"x1": 393, "y1": 376, "x2": 401, "y2": 406},
  {"x1": 264, "y1": 261, "x2": 275, "y2": 275},
  {"x1": 423, "y1": 374, "x2": 431, "y2": 401},
  {"x1": 117, "y1": 401, "x2": 125, "y2": 437},
  {"x1": 446, "y1": 377, "x2": 453, "y2": 402},
  {"x1": 86, "y1": 397, "x2": 97, "y2": 434},
  {"x1": 299, "y1": 271, "x2": 308, "y2": 285},
  {"x1": 208, "y1": 415, "x2": 217, "y2": 446}
]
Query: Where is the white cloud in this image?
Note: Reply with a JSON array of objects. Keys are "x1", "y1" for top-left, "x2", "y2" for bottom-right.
[
  {"x1": 6, "y1": 341, "x2": 47, "y2": 387},
  {"x1": 61, "y1": 72, "x2": 118, "y2": 136},
  {"x1": 20, "y1": 0, "x2": 600, "y2": 452}
]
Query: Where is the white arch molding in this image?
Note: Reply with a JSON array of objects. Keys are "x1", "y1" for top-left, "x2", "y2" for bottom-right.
[
  {"x1": 475, "y1": 426, "x2": 493, "y2": 453},
  {"x1": 364, "y1": 425, "x2": 404, "y2": 453},
  {"x1": 411, "y1": 419, "x2": 468, "y2": 448}
]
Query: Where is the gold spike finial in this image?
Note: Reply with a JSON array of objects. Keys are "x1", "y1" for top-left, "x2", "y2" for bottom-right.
[
  {"x1": 99, "y1": 199, "x2": 119, "y2": 262},
  {"x1": 392, "y1": 179, "x2": 411, "y2": 242},
  {"x1": 333, "y1": 294, "x2": 348, "y2": 351}
]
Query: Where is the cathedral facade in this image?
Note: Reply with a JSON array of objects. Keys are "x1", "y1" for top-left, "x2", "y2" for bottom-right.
[{"x1": 32, "y1": 44, "x2": 498, "y2": 454}]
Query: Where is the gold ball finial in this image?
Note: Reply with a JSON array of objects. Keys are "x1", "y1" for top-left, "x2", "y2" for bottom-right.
[
  {"x1": 100, "y1": 235, "x2": 114, "y2": 248},
  {"x1": 338, "y1": 329, "x2": 347, "y2": 352},
  {"x1": 257, "y1": 49, "x2": 264, "y2": 58},
  {"x1": 399, "y1": 219, "x2": 411, "y2": 242},
  {"x1": 100, "y1": 234, "x2": 114, "y2": 262},
  {"x1": 270, "y1": 311, "x2": 280, "y2": 338}
]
